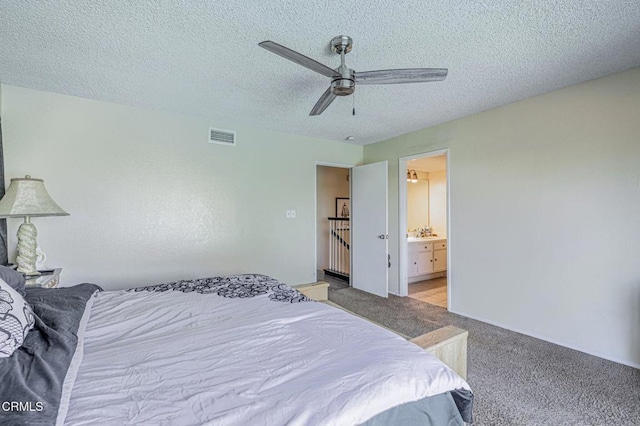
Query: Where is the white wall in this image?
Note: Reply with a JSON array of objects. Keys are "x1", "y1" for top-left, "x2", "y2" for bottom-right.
[
  {"x1": 428, "y1": 170, "x2": 447, "y2": 237},
  {"x1": 364, "y1": 68, "x2": 640, "y2": 368},
  {"x1": 1, "y1": 85, "x2": 362, "y2": 290},
  {"x1": 316, "y1": 166, "x2": 349, "y2": 270}
]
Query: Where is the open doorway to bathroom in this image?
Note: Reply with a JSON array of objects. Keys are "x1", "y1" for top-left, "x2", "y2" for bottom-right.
[
  {"x1": 316, "y1": 164, "x2": 351, "y2": 291},
  {"x1": 399, "y1": 151, "x2": 449, "y2": 309}
]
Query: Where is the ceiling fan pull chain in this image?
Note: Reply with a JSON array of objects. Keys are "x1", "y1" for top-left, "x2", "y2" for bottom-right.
[{"x1": 353, "y1": 92, "x2": 356, "y2": 116}]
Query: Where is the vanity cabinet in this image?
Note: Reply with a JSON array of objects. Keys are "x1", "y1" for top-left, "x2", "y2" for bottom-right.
[
  {"x1": 433, "y1": 247, "x2": 447, "y2": 272},
  {"x1": 409, "y1": 243, "x2": 433, "y2": 276},
  {"x1": 408, "y1": 240, "x2": 447, "y2": 279}
]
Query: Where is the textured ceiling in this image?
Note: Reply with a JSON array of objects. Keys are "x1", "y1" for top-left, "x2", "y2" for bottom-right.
[{"x1": 1, "y1": 1, "x2": 639, "y2": 145}]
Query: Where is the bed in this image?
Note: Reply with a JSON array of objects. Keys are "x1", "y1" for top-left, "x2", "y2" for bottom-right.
[{"x1": 1, "y1": 273, "x2": 473, "y2": 425}]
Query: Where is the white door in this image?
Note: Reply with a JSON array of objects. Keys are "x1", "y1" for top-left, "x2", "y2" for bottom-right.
[{"x1": 351, "y1": 161, "x2": 388, "y2": 297}]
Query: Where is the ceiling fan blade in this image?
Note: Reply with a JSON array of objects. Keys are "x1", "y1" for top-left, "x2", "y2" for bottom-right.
[
  {"x1": 356, "y1": 68, "x2": 448, "y2": 85},
  {"x1": 310, "y1": 87, "x2": 337, "y2": 116},
  {"x1": 259, "y1": 41, "x2": 339, "y2": 78}
]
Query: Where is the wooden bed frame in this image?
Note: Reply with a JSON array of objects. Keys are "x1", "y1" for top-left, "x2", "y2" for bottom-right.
[{"x1": 295, "y1": 282, "x2": 468, "y2": 380}]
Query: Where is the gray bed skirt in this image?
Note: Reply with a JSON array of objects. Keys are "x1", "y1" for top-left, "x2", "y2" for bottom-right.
[{"x1": 363, "y1": 389, "x2": 473, "y2": 425}]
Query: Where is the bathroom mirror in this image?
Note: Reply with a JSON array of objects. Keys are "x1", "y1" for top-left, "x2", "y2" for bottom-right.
[{"x1": 407, "y1": 179, "x2": 429, "y2": 232}]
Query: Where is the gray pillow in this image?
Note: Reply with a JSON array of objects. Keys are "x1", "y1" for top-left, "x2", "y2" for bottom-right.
[{"x1": 0, "y1": 266, "x2": 26, "y2": 296}]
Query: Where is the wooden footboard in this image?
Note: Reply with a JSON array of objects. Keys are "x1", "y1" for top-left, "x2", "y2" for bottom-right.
[{"x1": 409, "y1": 326, "x2": 468, "y2": 380}]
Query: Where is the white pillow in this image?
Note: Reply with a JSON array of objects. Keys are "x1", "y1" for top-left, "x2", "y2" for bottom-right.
[{"x1": 0, "y1": 277, "x2": 35, "y2": 357}]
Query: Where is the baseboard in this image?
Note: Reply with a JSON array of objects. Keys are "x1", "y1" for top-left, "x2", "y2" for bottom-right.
[
  {"x1": 408, "y1": 271, "x2": 446, "y2": 284},
  {"x1": 448, "y1": 309, "x2": 640, "y2": 370}
]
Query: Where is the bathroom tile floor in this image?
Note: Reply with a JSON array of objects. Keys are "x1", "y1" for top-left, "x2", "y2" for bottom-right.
[{"x1": 408, "y1": 277, "x2": 448, "y2": 309}]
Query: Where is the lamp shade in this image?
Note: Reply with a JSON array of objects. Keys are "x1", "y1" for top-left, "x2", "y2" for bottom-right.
[{"x1": 0, "y1": 176, "x2": 68, "y2": 217}]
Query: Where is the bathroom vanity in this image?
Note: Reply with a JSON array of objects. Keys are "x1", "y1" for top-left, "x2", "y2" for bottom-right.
[{"x1": 407, "y1": 237, "x2": 447, "y2": 282}]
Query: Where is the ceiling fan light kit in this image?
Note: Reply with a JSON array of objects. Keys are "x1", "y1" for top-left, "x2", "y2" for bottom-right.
[{"x1": 258, "y1": 35, "x2": 448, "y2": 116}]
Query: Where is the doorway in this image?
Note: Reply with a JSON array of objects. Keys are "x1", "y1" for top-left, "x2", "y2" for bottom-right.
[
  {"x1": 398, "y1": 150, "x2": 450, "y2": 309},
  {"x1": 316, "y1": 164, "x2": 351, "y2": 288},
  {"x1": 315, "y1": 160, "x2": 389, "y2": 298}
]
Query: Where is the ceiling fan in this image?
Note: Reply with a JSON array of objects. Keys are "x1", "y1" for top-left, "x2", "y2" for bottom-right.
[{"x1": 258, "y1": 35, "x2": 448, "y2": 116}]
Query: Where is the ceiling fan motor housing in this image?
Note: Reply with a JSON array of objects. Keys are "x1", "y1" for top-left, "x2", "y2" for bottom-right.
[{"x1": 332, "y1": 65, "x2": 355, "y2": 96}]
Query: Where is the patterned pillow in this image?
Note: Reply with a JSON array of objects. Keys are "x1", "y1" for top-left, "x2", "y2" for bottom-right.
[{"x1": 0, "y1": 278, "x2": 35, "y2": 357}]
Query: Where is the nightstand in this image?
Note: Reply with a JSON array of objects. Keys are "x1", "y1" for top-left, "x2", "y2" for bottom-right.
[{"x1": 25, "y1": 268, "x2": 62, "y2": 288}]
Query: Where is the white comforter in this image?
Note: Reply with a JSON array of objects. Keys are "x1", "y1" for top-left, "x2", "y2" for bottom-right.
[{"x1": 65, "y1": 278, "x2": 470, "y2": 425}]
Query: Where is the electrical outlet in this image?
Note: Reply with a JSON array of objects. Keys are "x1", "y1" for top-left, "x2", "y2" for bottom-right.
[{"x1": 286, "y1": 210, "x2": 296, "y2": 219}]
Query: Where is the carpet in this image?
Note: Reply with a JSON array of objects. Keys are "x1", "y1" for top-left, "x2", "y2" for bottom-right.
[{"x1": 328, "y1": 285, "x2": 640, "y2": 425}]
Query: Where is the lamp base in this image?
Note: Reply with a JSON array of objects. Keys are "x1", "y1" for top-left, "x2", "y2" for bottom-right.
[{"x1": 16, "y1": 221, "x2": 39, "y2": 276}]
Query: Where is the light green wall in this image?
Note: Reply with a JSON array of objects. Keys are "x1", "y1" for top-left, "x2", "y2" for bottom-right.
[
  {"x1": 364, "y1": 68, "x2": 640, "y2": 367},
  {"x1": 1, "y1": 84, "x2": 363, "y2": 289}
]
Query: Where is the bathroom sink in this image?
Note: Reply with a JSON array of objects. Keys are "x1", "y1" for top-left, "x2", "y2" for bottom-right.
[{"x1": 407, "y1": 236, "x2": 443, "y2": 242}]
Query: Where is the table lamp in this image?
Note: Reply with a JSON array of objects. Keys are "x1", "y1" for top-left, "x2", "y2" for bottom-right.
[{"x1": 0, "y1": 176, "x2": 68, "y2": 275}]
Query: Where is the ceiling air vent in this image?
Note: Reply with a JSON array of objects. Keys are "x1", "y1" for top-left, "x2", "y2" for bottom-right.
[{"x1": 208, "y1": 127, "x2": 236, "y2": 146}]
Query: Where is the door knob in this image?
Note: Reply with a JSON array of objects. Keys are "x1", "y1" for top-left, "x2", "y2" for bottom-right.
[{"x1": 377, "y1": 234, "x2": 388, "y2": 239}]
